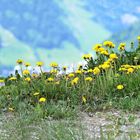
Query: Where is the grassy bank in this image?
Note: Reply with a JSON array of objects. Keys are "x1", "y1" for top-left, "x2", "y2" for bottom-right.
[{"x1": 0, "y1": 37, "x2": 140, "y2": 139}]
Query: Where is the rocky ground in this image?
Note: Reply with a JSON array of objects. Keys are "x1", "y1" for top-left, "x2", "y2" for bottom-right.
[
  {"x1": 80, "y1": 110, "x2": 140, "y2": 140},
  {"x1": 0, "y1": 110, "x2": 140, "y2": 140}
]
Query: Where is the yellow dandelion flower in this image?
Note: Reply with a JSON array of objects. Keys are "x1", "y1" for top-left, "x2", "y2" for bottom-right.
[
  {"x1": 39, "y1": 97, "x2": 46, "y2": 102},
  {"x1": 87, "y1": 69, "x2": 93, "y2": 73},
  {"x1": 36, "y1": 61, "x2": 43, "y2": 67},
  {"x1": 25, "y1": 77, "x2": 31, "y2": 82},
  {"x1": 92, "y1": 44, "x2": 102, "y2": 51},
  {"x1": 50, "y1": 62, "x2": 58, "y2": 68},
  {"x1": 68, "y1": 73, "x2": 75, "y2": 78},
  {"x1": 100, "y1": 50, "x2": 109, "y2": 56},
  {"x1": 117, "y1": 85, "x2": 124, "y2": 90},
  {"x1": 109, "y1": 53, "x2": 118, "y2": 60},
  {"x1": 98, "y1": 47, "x2": 105, "y2": 52},
  {"x1": 75, "y1": 70, "x2": 82, "y2": 74},
  {"x1": 104, "y1": 61, "x2": 111, "y2": 66},
  {"x1": 118, "y1": 43, "x2": 125, "y2": 51},
  {"x1": 9, "y1": 77, "x2": 17, "y2": 81},
  {"x1": 82, "y1": 54, "x2": 92, "y2": 59},
  {"x1": 47, "y1": 77, "x2": 54, "y2": 82},
  {"x1": 103, "y1": 41, "x2": 115, "y2": 48},
  {"x1": 23, "y1": 70, "x2": 30, "y2": 75},
  {"x1": 101, "y1": 63, "x2": 110, "y2": 69},
  {"x1": 127, "y1": 68, "x2": 134, "y2": 74},
  {"x1": 17, "y1": 59, "x2": 23, "y2": 65},
  {"x1": 85, "y1": 77, "x2": 92, "y2": 82},
  {"x1": 50, "y1": 69, "x2": 58, "y2": 74},
  {"x1": 24, "y1": 62, "x2": 31, "y2": 67},
  {"x1": 93, "y1": 67, "x2": 100, "y2": 75},
  {"x1": 33, "y1": 92, "x2": 40, "y2": 96},
  {"x1": 108, "y1": 58, "x2": 113, "y2": 62},
  {"x1": 71, "y1": 77, "x2": 79, "y2": 85}
]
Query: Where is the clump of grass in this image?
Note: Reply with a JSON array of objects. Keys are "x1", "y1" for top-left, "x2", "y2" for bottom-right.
[{"x1": 0, "y1": 113, "x2": 85, "y2": 140}]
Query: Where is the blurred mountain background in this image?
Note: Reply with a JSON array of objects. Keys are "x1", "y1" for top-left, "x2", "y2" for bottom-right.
[{"x1": 0, "y1": 0, "x2": 140, "y2": 75}]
